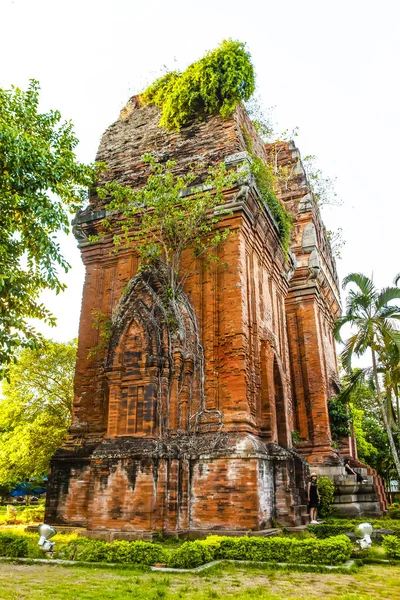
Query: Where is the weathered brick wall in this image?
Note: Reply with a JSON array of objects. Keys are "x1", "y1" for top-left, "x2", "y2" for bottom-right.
[
  {"x1": 47, "y1": 99, "x2": 344, "y2": 532},
  {"x1": 265, "y1": 142, "x2": 341, "y2": 464}
]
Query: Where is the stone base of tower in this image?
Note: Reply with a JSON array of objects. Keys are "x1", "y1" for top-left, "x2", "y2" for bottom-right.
[{"x1": 45, "y1": 433, "x2": 309, "y2": 535}]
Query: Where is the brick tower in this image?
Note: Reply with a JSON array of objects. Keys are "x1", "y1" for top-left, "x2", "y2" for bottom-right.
[{"x1": 46, "y1": 98, "x2": 357, "y2": 537}]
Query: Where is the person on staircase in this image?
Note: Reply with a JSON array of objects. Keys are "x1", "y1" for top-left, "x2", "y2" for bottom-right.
[
  {"x1": 344, "y1": 458, "x2": 368, "y2": 484},
  {"x1": 307, "y1": 473, "x2": 320, "y2": 524}
]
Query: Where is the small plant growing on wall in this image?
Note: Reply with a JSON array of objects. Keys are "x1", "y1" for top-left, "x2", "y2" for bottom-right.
[
  {"x1": 96, "y1": 154, "x2": 237, "y2": 303},
  {"x1": 88, "y1": 310, "x2": 113, "y2": 358}
]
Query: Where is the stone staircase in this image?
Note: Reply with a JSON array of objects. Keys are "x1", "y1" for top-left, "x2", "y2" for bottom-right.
[
  {"x1": 366, "y1": 465, "x2": 388, "y2": 513},
  {"x1": 312, "y1": 460, "x2": 387, "y2": 517}
]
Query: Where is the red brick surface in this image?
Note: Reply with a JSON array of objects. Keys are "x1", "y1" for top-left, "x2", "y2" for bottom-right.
[{"x1": 46, "y1": 100, "x2": 349, "y2": 534}]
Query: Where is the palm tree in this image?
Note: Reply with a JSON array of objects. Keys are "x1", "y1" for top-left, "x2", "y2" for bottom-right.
[
  {"x1": 379, "y1": 339, "x2": 400, "y2": 426},
  {"x1": 334, "y1": 273, "x2": 400, "y2": 478}
]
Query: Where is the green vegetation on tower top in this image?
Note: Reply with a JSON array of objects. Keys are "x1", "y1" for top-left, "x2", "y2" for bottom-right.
[{"x1": 141, "y1": 39, "x2": 255, "y2": 130}]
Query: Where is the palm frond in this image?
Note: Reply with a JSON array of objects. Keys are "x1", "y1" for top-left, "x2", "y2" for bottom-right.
[
  {"x1": 342, "y1": 272, "x2": 376, "y2": 298},
  {"x1": 333, "y1": 315, "x2": 353, "y2": 343},
  {"x1": 379, "y1": 323, "x2": 400, "y2": 357},
  {"x1": 340, "y1": 333, "x2": 359, "y2": 373},
  {"x1": 345, "y1": 290, "x2": 370, "y2": 316},
  {"x1": 376, "y1": 287, "x2": 400, "y2": 312},
  {"x1": 377, "y1": 305, "x2": 400, "y2": 320},
  {"x1": 338, "y1": 367, "x2": 372, "y2": 403}
]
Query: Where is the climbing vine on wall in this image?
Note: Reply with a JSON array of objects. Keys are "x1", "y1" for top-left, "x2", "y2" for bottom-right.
[
  {"x1": 250, "y1": 156, "x2": 292, "y2": 253},
  {"x1": 240, "y1": 126, "x2": 292, "y2": 253},
  {"x1": 141, "y1": 39, "x2": 255, "y2": 131}
]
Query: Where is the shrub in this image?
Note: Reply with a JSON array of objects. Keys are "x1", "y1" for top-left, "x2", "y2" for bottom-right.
[
  {"x1": 57, "y1": 537, "x2": 167, "y2": 565},
  {"x1": 382, "y1": 535, "x2": 400, "y2": 560},
  {"x1": 318, "y1": 518, "x2": 400, "y2": 538},
  {"x1": 58, "y1": 538, "x2": 110, "y2": 562},
  {"x1": 19, "y1": 506, "x2": 45, "y2": 523},
  {"x1": 307, "y1": 524, "x2": 352, "y2": 539},
  {"x1": 106, "y1": 540, "x2": 167, "y2": 565},
  {"x1": 141, "y1": 39, "x2": 255, "y2": 130},
  {"x1": 318, "y1": 476, "x2": 335, "y2": 519},
  {"x1": 0, "y1": 532, "x2": 46, "y2": 558},
  {"x1": 387, "y1": 505, "x2": 400, "y2": 520},
  {"x1": 167, "y1": 535, "x2": 352, "y2": 568},
  {"x1": 0, "y1": 532, "x2": 29, "y2": 557},
  {"x1": 168, "y1": 539, "x2": 218, "y2": 569}
]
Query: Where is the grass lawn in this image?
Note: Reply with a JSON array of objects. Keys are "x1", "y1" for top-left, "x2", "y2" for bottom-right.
[{"x1": 0, "y1": 563, "x2": 398, "y2": 600}]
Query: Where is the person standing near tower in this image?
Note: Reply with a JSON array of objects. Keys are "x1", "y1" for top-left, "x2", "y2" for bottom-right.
[{"x1": 307, "y1": 473, "x2": 320, "y2": 524}]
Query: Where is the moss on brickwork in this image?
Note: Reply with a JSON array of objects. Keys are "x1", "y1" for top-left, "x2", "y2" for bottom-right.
[
  {"x1": 241, "y1": 124, "x2": 292, "y2": 252},
  {"x1": 141, "y1": 39, "x2": 255, "y2": 130},
  {"x1": 250, "y1": 155, "x2": 292, "y2": 253}
]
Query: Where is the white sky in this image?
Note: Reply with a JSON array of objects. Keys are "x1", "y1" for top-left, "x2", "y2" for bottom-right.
[{"x1": 1, "y1": 0, "x2": 399, "y2": 343}]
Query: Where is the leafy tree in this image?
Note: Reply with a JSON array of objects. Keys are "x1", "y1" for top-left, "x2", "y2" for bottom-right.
[
  {"x1": 97, "y1": 153, "x2": 236, "y2": 301},
  {"x1": 351, "y1": 404, "x2": 397, "y2": 486},
  {"x1": 328, "y1": 396, "x2": 351, "y2": 443},
  {"x1": 334, "y1": 273, "x2": 400, "y2": 477},
  {"x1": 337, "y1": 371, "x2": 398, "y2": 484},
  {"x1": 0, "y1": 339, "x2": 76, "y2": 485},
  {"x1": 141, "y1": 39, "x2": 255, "y2": 130},
  {"x1": 0, "y1": 80, "x2": 98, "y2": 373}
]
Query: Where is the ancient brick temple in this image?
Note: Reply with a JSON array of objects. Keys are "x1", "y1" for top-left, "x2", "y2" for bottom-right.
[{"x1": 46, "y1": 97, "x2": 369, "y2": 537}]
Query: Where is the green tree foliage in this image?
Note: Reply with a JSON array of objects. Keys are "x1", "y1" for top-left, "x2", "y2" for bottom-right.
[
  {"x1": 328, "y1": 397, "x2": 351, "y2": 442},
  {"x1": 141, "y1": 39, "x2": 255, "y2": 130},
  {"x1": 317, "y1": 476, "x2": 335, "y2": 519},
  {"x1": 0, "y1": 339, "x2": 76, "y2": 485},
  {"x1": 343, "y1": 375, "x2": 398, "y2": 484},
  {"x1": 240, "y1": 126, "x2": 292, "y2": 252},
  {"x1": 249, "y1": 156, "x2": 292, "y2": 252},
  {"x1": 97, "y1": 153, "x2": 236, "y2": 300},
  {"x1": 335, "y1": 273, "x2": 400, "y2": 478},
  {"x1": 0, "y1": 81, "x2": 98, "y2": 373}
]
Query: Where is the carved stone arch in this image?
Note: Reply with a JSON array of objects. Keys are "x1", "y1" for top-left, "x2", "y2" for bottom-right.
[{"x1": 104, "y1": 267, "x2": 200, "y2": 438}]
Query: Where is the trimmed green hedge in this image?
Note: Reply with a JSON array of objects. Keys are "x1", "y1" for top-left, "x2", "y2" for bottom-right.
[
  {"x1": 168, "y1": 535, "x2": 352, "y2": 568},
  {"x1": 387, "y1": 505, "x2": 400, "y2": 520},
  {"x1": 382, "y1": 535, "x2": 400, "y2": 560},
  {"x1": 0, "y1": 532, "x2": 45, "y2": 558},
  {"x1": 307, "y1": 525, "x2": 352, "y2": 539},
  {"x1": 56, "y1": 537, "x2": 168, "y2": 565},
  {"x1": 0, "y1": 533, "x2": 29, "y2": 557},
  {"x1": 0, "y1": 532, "x2": 352, "y2": 568},
  {"x1": 308, "y1": 519, "x2": 400, "y2": 539}
]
